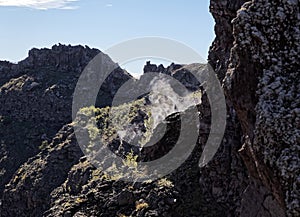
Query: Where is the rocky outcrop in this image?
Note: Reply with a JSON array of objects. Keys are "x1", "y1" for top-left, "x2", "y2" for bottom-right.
[
  {"x1": 3, "y1": 92, "x2": 243, "y2": 217},
  {"x1": 209, "y1": 0, "x2": 300, "y2": 216},
  {"x1": 1, "y1": 125, "x2": 83, "y2": 217},
  {"x1": 143, "y1": 61, "x2": 202, "y2": 92},
  {"x1": 144, "y1": 61, "x2": 182, "y2": 75},
  {"x1": 42, "y1": 108, "x2": 198, "y2": 217},
  {"x1": 208, "y1": 0, "x2": 248, "y2": 81},
  {"x1": 1, "y1": 58, "x2": 249, "y2": 216},
  {"x1": 0, "y1": 44, "x2": 132, "y2": 199},
  {"x1": 19, "y1": 44, "x2": 99, "y2": 73},
  {"x1": 228, "y1": 1, "x2": 300, "y2": 215}
]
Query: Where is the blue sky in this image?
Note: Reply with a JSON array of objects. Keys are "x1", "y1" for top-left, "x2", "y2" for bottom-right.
[{"x1": 0, "y1": 0, "x2": 215, "y2": 75}]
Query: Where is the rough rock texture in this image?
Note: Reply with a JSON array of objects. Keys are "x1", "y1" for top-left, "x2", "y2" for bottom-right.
[
  {"x1": 143, "y1": 61, "x2": 202, "y2": 92},
  {"x1": 208, "y1": 0, "x2": 248, "y2": 81},
  {"x1": 0, "y1": 57, "x2": 249, "y2": 216},
  {"x1": 1, "y1": 125, "x2": 83, "y2": 217},
  {"x1": 0, "y1": 87, "x2": 255, "y2": 217},
  {"x1": 209, "y1": 0, "x2": 299, "y2": 216},
  {"x1": 43, "y1": 108, "x2": 207, "y2": 217},
  {"x1": 197, "y1": 96, "x2": 249, "y2": 217},
  {"x1": 0, "y1": 44, "x2": 132, "y2": 199},
  {"x1": 0, "y1": 94, "x2": 212, "y2": 217},
  {"x1": 1, "y1": 0, "x2": 299, "y2": 213}
]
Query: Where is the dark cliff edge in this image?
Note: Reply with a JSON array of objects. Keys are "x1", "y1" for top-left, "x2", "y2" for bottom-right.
[{"x1": 209, "y1": 0, "x2": 299, "y2": 216}]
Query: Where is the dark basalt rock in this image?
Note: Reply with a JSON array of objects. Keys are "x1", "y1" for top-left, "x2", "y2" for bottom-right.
[
  {"x1": 0, "y1": 44, "x2": 132, "y2": 202},
  {"x1": 209, "y1": 0, "x2": 299, "y2": 216},
  {"x1": 143, "y1": 61, "x2": 203, "y2": 92},
  {"x1": 1, "y1": 0, "x2": 299, "y2": 215}
]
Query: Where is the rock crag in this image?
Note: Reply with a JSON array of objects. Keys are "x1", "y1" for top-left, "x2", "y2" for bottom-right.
[{"x1": 209, "y1": 0, "x2": 300, "y2": 216}]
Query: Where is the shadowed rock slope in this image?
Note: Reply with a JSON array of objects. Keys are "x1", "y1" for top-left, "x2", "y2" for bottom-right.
[{"x1": 0, "y1": 44, "x2": 132, "y2": 200}]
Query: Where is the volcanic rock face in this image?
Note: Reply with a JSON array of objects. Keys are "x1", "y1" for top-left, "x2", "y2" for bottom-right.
[
  {"x1": 208, "y1": 0, "x2": 248, "y2": 81},
  {"x1": 0, "y1": 0, "x2": 299, "y2": 215},
  {"x1": 1, "y1": 125, "x2": 83, "y2": 217},
  {"x1": 209, "y1": 0, "x2": 300, "y2": 216},
  {"x1": 0, "y1": 44, "x2": 132, "y2": 201},
  {"x1": 1, "y1": 51, "x2": 241, "y2": 216},
  {"x1": 143, "y1": 61, "x2": 202, "y2": 92},
  {"x1": 230, "y1": 1, "x2": 300, "y2": 215}
]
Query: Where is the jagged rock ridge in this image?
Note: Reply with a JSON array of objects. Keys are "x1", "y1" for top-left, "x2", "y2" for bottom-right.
[{"x1": 0, "y1": 44, "x2": 132, "y2": 201}]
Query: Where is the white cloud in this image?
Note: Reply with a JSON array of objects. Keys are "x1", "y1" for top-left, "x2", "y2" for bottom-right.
[
  {"x1": 0, "y1": 0, "x2": 78, "y2": 10},
  {"x1": 105, "y1": 3, "x2": 112, "y2": 7}
]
